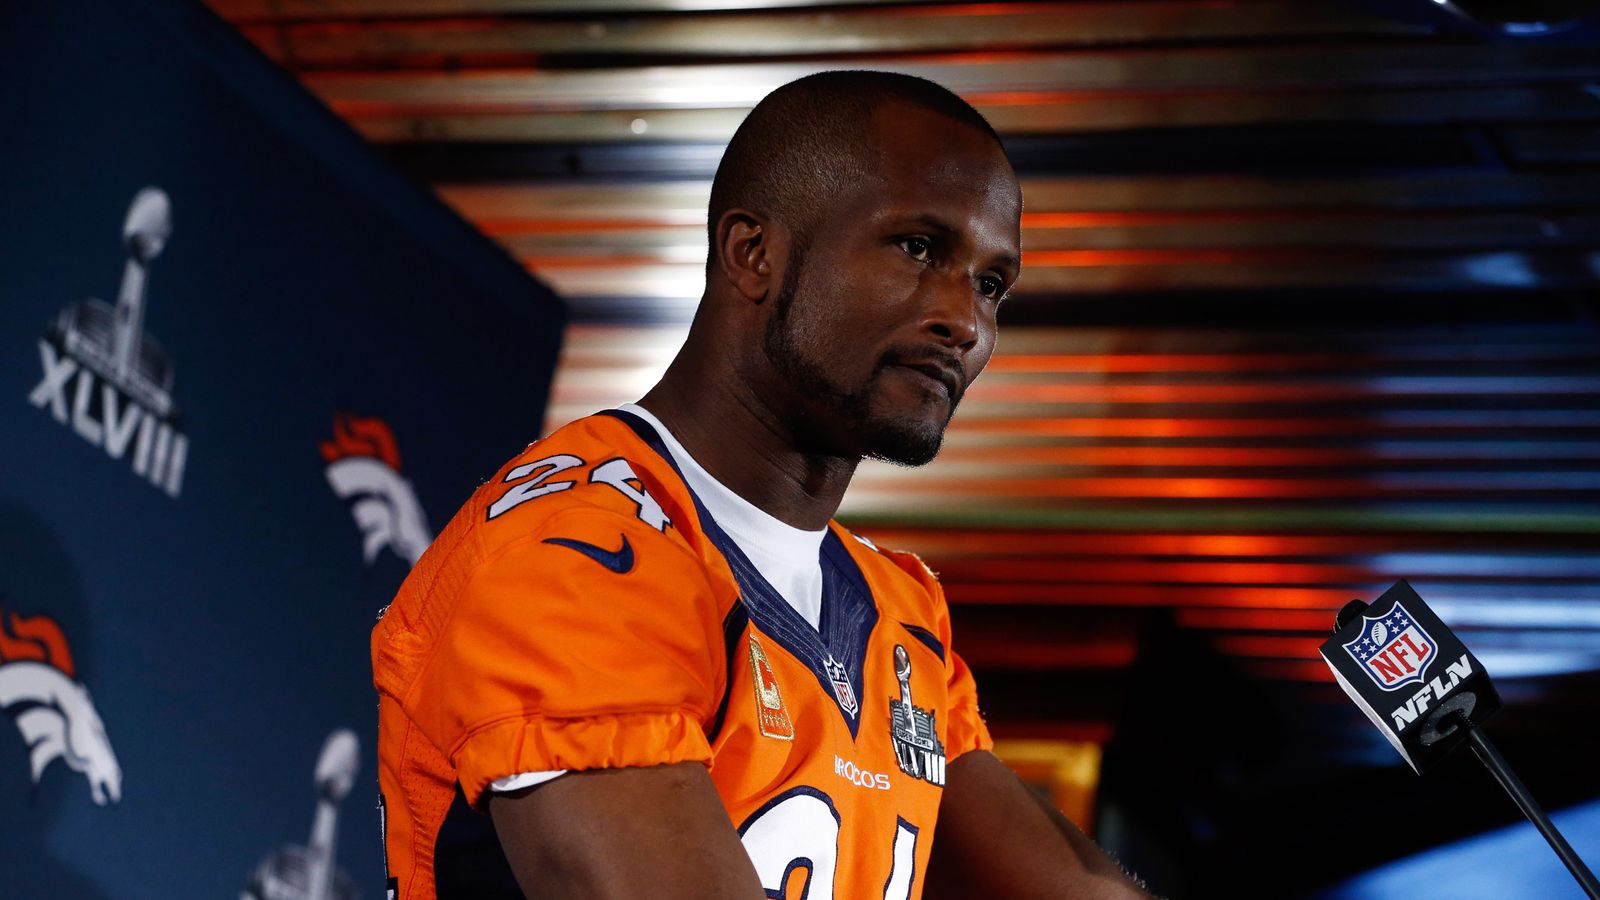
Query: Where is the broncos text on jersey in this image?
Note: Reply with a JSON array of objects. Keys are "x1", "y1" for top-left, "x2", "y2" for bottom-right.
[{"x1": 372, "y1": 409, "x2": 992, "y2": 899}]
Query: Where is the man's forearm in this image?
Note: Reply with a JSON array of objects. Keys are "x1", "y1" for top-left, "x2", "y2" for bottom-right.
[
  {"x1": 924, "y1": 750, "x2": 1151, "y2": 900},
  {"x1": 1028, "y1": 787, "x2": 1147, "y2": 887},
  {"x1": 489, "y1": 762, "x2": 767, "y2": 900}
]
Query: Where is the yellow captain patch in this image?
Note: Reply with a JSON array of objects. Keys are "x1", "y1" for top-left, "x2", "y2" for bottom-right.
[{"x1": 748, "y1": 634, "x2": 795, "y2": 741}]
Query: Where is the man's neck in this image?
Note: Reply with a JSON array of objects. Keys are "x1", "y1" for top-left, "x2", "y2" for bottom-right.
[{"x1": 638, "y1": 363, "x2": 857, "y2": 532}]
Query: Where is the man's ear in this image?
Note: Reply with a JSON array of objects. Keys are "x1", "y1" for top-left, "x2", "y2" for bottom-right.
[{"x1": 714, "y1": 209, "x2": 780, "y2": 303}]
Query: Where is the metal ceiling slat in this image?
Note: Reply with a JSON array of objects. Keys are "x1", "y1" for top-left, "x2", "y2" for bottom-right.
[
  {"x1": 384, "y1": 122, "x2": 1502, "y2": 179},
  {"x1": 1013, "y1": 214, "x2": 1600, "y2": 250},
  {"x1": 553, "y1": 323, "x2": 1600, "y2": 358},
  {"x1": 303, "y1": 44, "x2": 1600, "y2": 113},
  {"x1": 978, "y1": 173, "x2": 1600, "y2": 211},
  {"x1": 530, "y1": 250, "x2": 1600, "y2": 301},
  {"x1": 1499, "y1": 126, "x2": 1600, "y2": 165},
  {"x1": 555, "y1": 372, "x2": 1600, "y2": 402},
  {"x1": 852, "y1": 457, "x2": 1600, "y2": 480},
  {"x1": 843, "y1": 474, "x2": 1600, "y2": 502},
  {"x1": 940, "y1": 434, "x2": 1600, "y2": 452},
  {"x1": 842, "y1": 490, "x2": 1600, "y2": 517},
  {"x1": 943, "y1": 410, "x2": 1600, "y2": 434},
  {"x1": 936, "y1": 556, "x2": 1600, "y2": 583},
  {"x1": 435, "y1": 173, "x2": 1600, "y2": 222},
  {"x1": 440, "y1": 183, "x2": 712, "y2": 223},
  {"x1": 1008, "y1": 250, "x2": 1600, "y2": 291},
  {"x1": 543, "y1": 403, "x2": 1600, "y2": 434},
  {"x1": 351, "y1": 84, "x2": 1600, "y2": 143},
  {"x1": 959, "y1": 375, "x2": 1600, "y2": 401},
  {"x1": 861, "y1": 501, "x2": 1600, "y2": 532},
  {"x1": 358, "y1": 107, "x2": 750, "y2": 143},
  {"x1": 852, "y1": 529, "x2": 1600, "y2": 557},
  {"x1": 789, "y1": 443, "x2": 1600, "y2": 467},
  {"x1": 935, "y1": 581, "x2": 1600, "y2": 609},
  {"x1": 206, "y1": 0, "x2": 922, "y2": 22},
  {"x1": 237, "y1": 2, "x2": 1414, "y2": 66},
  {"x1": 489, "y1": 212, "x2": 1600, "y2": 258}
]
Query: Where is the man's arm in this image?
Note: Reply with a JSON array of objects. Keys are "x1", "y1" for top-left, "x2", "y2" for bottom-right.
[
  {"x1": 488, "y1": 761, "x2": 766, "y2": 900},
  {"x1": 924, "y1": 749, "x2": 1151, "y2": 900}
]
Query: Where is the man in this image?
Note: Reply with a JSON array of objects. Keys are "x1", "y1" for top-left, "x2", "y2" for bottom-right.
[{"x1": 373, "y1": 71, "x2": 1149, "y2": 900}]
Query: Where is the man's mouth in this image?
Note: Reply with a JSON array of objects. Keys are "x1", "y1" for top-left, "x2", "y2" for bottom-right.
[{"x1": 890, "y1": 358, "x2": 963, "y2": 401}]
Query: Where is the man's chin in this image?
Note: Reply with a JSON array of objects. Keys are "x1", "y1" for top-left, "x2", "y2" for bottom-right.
[{"x1": 859, "y1": 415, "x2": 947, "y2": 467}]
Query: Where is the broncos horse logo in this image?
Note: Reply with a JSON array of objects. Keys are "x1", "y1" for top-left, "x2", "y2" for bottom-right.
[
  {"x1": 0, "y1": 608, "x2": 121, "y2": 805},
  {"x1": 321, "y1": 413, "x2": 433, "y2": 566}
]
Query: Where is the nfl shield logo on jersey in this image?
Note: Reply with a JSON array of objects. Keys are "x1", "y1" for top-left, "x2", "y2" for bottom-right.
[
  {"x1": 824, "y1": 653, "x2": 858, "y2": 718},
  {"x1": 1343, "y1": 601, "x2": 1437, "y2": 692}
]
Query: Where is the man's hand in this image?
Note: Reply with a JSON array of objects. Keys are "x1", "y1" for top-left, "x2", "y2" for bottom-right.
[
  {"x1": 488, "y1": 761, "x2": 766, "y2": 900},
  {"x1": 924, "y1": 750, "x2": 1152, "y2": 899}
]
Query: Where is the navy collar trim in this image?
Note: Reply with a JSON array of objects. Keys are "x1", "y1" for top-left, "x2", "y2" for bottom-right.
[{"x1": 598, "y1": 408, "x2": 878, "y2": 738}]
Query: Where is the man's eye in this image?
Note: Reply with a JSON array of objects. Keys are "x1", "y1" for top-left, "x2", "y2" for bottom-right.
[
  {"x1": 899, "y1": 237, "x2": 932, "y2": 262},
  {"x1": 978, "y1": 275, "x2": 1006, "y2": 299}
]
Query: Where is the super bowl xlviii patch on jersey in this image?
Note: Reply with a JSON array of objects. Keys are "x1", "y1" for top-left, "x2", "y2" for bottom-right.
[{"x1": 888, "y1": 645, "x2": 946, "y2": 786}]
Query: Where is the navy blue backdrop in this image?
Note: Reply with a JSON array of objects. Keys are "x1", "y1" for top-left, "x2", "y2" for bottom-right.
[{"x1": 0, "y1": 1, "x2": 565, "y2": 896}]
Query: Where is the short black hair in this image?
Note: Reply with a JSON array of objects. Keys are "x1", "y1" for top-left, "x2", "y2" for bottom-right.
[{"x1": 706, "y1": 70, "x2": 1002, "y2": 273}]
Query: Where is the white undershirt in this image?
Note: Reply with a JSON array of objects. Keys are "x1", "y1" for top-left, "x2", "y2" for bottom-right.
[
  {"x1": 621, "y1": 403, "x2": 827, "y2": 629},
  {"x1": 490, "y1": 404, "x2": 827, "y2": 793}
]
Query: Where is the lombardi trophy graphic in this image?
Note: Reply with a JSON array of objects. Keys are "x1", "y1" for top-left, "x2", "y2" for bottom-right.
[
  {"x1": 54, "y1": 187, "x2": 176, "y2": 418},
  {"x1": 114, "y1": 188, "x2": 170, "y2": 398},
  {"x1": 243, "y1": 729, "x2": 361, "y2": 900}
]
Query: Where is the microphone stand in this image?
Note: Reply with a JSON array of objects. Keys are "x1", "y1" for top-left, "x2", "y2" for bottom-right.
[{"x1": 1450, "y1": 713, "x2": 1600, "y2": 899}]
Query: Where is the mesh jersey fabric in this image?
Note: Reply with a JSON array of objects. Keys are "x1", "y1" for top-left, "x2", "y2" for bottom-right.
[{"x1": 372, "y1": 409, "x2": 993, "y2": 900}]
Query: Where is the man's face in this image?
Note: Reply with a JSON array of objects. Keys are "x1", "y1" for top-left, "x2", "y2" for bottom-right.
[{"x1": 763, "y1": 103, "x2": 1022, "y2": 466}]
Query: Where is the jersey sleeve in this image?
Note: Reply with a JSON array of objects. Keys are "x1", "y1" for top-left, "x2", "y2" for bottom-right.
[
  {"x1": 391, "y1": 505, "x2": 728, "y2": 807},
  {"x1": 875, "y1": 540, "x2": 995, "y2": 760},
  {"x1": 933, "y1": 568, "x2": 993, "y2": 759},
  {"x1": 944, "y1": 644, "x2": 994, "y2": 759}
]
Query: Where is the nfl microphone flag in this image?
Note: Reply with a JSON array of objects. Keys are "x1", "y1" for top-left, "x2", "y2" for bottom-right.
[
  {"x1": 1323, "y1": 581, "x2": 1600, "y2": 898},
  {"x1": 1319, "y1": 580, "x2": 1501, "y2": 774}
]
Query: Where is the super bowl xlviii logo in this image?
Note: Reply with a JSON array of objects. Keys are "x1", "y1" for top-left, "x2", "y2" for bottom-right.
[
  {"x1": 320, "y1": 413, "x2": 434, "y2": 567},
  {"x1": 888, "y1": 645, "x2": 946, "y2": 786},
  {"x1": 0, "y1": 606, "x2": 122, "y2": 806},
  {"x1": 1344, "y1": 602, "x2": 1437, "y2": 692},
  {"x1": 27, "y1": 187, "x2": 189, "y2": 497}
]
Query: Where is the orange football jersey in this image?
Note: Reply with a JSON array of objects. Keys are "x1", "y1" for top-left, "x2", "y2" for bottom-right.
[{"x1": 373, "y1": 409, "x2": 992, "y2": 899}]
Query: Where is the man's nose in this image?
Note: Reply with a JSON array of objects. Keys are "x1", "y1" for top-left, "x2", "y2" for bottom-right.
[{"x1": 920, "y1": 272, "x2": 981, "y2": 351}]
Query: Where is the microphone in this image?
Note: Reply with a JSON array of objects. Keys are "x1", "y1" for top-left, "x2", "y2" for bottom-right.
[
  {"x1": 1320, "y1": 580, "x2": 1599, "y2": 899},
  {"x1": 1318, "y1": 579, "x2": 1499, "y2": 775}
]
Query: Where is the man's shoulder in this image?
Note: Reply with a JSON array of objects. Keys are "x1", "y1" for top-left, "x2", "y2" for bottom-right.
[
  {"x1": 834, "y1": 529, "x2": 965, "y2": 684},
  {"x1": 458, "y1": 411, "x2": 694, "y2": 551},
  {"x1": 836, "y1": 526, "x2": 944, "y2": 602},
  {"x1": 391, "y1": 412, "x2": 697, "y2": 596},
  {"x1": 375, "y1": 412, "x2": 714, "y2": 683}
]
